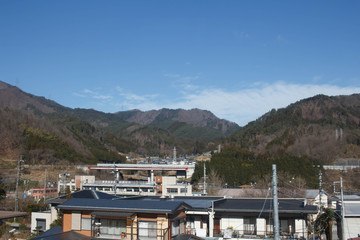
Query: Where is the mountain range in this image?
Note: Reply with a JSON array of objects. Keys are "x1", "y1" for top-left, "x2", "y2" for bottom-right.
[
  {"x1": 227, "y1": 94, "x2": 360, "y2": 163},
  {"x1": 1, "y1": 80, "x2": 359, "y2": 166},
  {"x1": 0, "y1": 81, "x2": 239, "y2": 164}
]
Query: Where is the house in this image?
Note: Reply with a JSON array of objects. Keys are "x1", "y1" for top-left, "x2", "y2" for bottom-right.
[
  {"x1": 56, "y1": 197, "x2": 191, "y2": 239},
  {"x1": 210, "y1": 198, "x2": 317, "y2": 239},
  {"x1": 333, "y1": 194, "x2": 360, "y2": 240},
  {"x1": 31, "y1": 190, "x2": 117, "y2": 234},
  {"x1": 124, "y1": 196, "x2": 317, "y2": 239},
  {"x1": 32, "y1": 193, "x2": 318, "y2": 240}
]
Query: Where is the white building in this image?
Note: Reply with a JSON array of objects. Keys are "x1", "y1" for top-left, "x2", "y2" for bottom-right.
[{"x1": 82, "y1": 176, "x2": 192, "y2": 197}]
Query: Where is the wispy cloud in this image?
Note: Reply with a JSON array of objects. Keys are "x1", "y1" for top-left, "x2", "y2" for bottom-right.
[
  {"x1": 74, "y1": 81, "x2": 360, "y2": 126},
  {"x1": 167, "y1": 82, "x2": 360, "y2": 126},
  {"x1": 74, "y1": 88, "x2": 113, "y2": 100},
  {"x1": 164, "y1": 73, "x2": 200, "y2": 92}
]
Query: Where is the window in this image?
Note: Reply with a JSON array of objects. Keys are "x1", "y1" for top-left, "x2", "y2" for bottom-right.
[
  {"x1": 172, "y1": 220, "x2": 179, "y2": 237},
  {"x1": 139, "y1": 221, "x2": 157, "y2": 238},
  {"x1": 244, "y1": 218, "x2": 256, "y2": 234},
  {"x1": 36, "y1": 219, "x2": 46, "y2": 232},
  {"x1": 167, "y1": 188, "x2": 178, "y2": 194},
  {"x1": 99, "y1": 219, "x2": 126, "y2": 236},
  {"x1": 180, "y1": 188, "x2": 187, "y2": 193},
  {"x1": 82, "y1": 217, "x2": 91, "y2": 230},
  {"x1": 71, "y1": 212, "x2": 81, "y2": 230}
]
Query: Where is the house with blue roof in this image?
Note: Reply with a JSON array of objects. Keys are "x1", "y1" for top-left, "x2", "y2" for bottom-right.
[
  {"x1": 57, "y1": 197, "x2": 191, "y2": 239},
  {"x1": 31, "y1": 190, "x2": 119, "y2": 234},
  {"x1": 32, "y1": 192, "x2": 318, "y2": 240}
]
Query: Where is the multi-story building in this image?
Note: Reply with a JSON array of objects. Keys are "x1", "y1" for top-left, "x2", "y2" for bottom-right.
[
  {"x1": 82, "y1": 176, "x2": 192, "y2": 196},
  {"x1": 26, "y1": 187, "x2": 58, "y2": 201},
  {"x1": 57, "y1": 175, "x2": 95, "y2": 194}
]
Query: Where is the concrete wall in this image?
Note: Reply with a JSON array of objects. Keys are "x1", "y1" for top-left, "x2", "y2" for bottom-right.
[{"x1": 31, "y1": 211, "x2": 52, "y2": 233}]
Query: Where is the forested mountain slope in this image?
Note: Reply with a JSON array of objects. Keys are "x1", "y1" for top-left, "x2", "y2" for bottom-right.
[
  {"x1": 227, "y1": 94, "x2": 360, "y2": 164},
  {"x1": 0, "y1": 81, "x2": 237, "y2": 164}
]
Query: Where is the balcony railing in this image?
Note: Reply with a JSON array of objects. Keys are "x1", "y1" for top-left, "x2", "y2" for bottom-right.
[
  {"x1": 212, "y1": 228, "x2": 304, "y2": 239},
  {"x1": 92, "y1": 226, "x2": 169, "y2": 240}
]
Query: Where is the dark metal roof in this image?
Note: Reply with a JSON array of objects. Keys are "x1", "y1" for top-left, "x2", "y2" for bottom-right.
[
  {"x1": 30, "y1": 227, "x2": 90, "y2": 240},
  {"x1": 123, "y1": 196, "x2": 223, "y2": 210},
  {"x1": 90, "y1": 211, "x2": 134, "y2": 217},
  {"x1": 214, "y1": 198, "x2": 318, "y2": 214},
  {"x1": 58, "y1": 198, "x2": 190, "y2": 214},
  {"x1": 45, "y1": 190, "x2": 118, "y2": 205}
]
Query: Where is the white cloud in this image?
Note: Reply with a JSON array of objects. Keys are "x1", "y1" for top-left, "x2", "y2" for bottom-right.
[
  {"x1": 75, "y1": 82, "x2": 360, "y2": 126},
  {"x1": 162, "y1": 82, "x2": 360, "y2": 126},
  {"x1": 76, "y1": 88, "x2": 112, "y2": 101}
]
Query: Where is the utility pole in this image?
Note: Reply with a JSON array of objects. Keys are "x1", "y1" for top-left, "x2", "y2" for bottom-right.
[
  {"x1": 203, "y1": 163, "x2": 207, "y2": 196},
  {"x1": 43, "y1": 168, "x2": 47, "y2": 200},
  {"x1": 113, "y1": 164, "x2": 118, "y2": 195},
  {"x1": 340, "y1": 177, "x2": 345, "y2": 240},
  {"x1": 15, "y1": 155, "x2": 24, "y2": 212},
  {"x1": 272, "y1": 164, "x2": 280, "y2": 240},
  {"x1": 319, "y1": 168, "x2": 323, "y2": 214}
]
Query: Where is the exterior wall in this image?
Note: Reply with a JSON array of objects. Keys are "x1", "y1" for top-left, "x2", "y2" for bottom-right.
[
  {"x1": 58, "y1": 180, "x2": 76, "y2": 193},
  {"x1": 51, "y1": 206, "x2": 58, "y2": 223},
  {"x1": 62, "y1": 211, "x2": 72, "y2": 232},
  {"x1": 82, "y1": 176, "x2": 192, "y2": 197},
  {"x1": 344, "y1": 217, "x2": 360, "y2": 239},
  {"x1": 62, "y1": 210, "x2": 174, "y2": 240},
  {"x1": 162, "y1": 176, "x2": 192, "y2": 196},
  {"x1": 31, "y1": 211, "x2": 52, "y2": 233},
  {"x1": 82, "y1": 181, "x2": 157, "y2": 196},
  {"x1": 27, "y1": 187, "x2": 58, "y2": 201},
  {"x1": 213, "y1": 214, "x2": 309, "y2": 239},
  {"x1": 75, "y1": 175, "x2": 95, "y2": 189}
]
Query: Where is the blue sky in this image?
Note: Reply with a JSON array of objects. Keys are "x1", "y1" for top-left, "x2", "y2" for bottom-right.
[{"x1": 1, "y1": 1, "x2": 360, "y2": 126}]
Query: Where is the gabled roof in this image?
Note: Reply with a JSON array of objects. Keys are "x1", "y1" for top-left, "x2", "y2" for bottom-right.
[
  {"x1": 45, "y1": 190, "x2": 117, "y2": 205},
  {"x1": 217, "y1": 188, "x2": 326, "y2": 199},
  {"x1": 214, "y1": 198, "x2": 317, "y2": 214},
  {"x1": 128, "y1": 196, "x2": 223, "y2": 210},
  {"x1": 57, "y1": 198, "x2": 190, "y2": 214}
]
